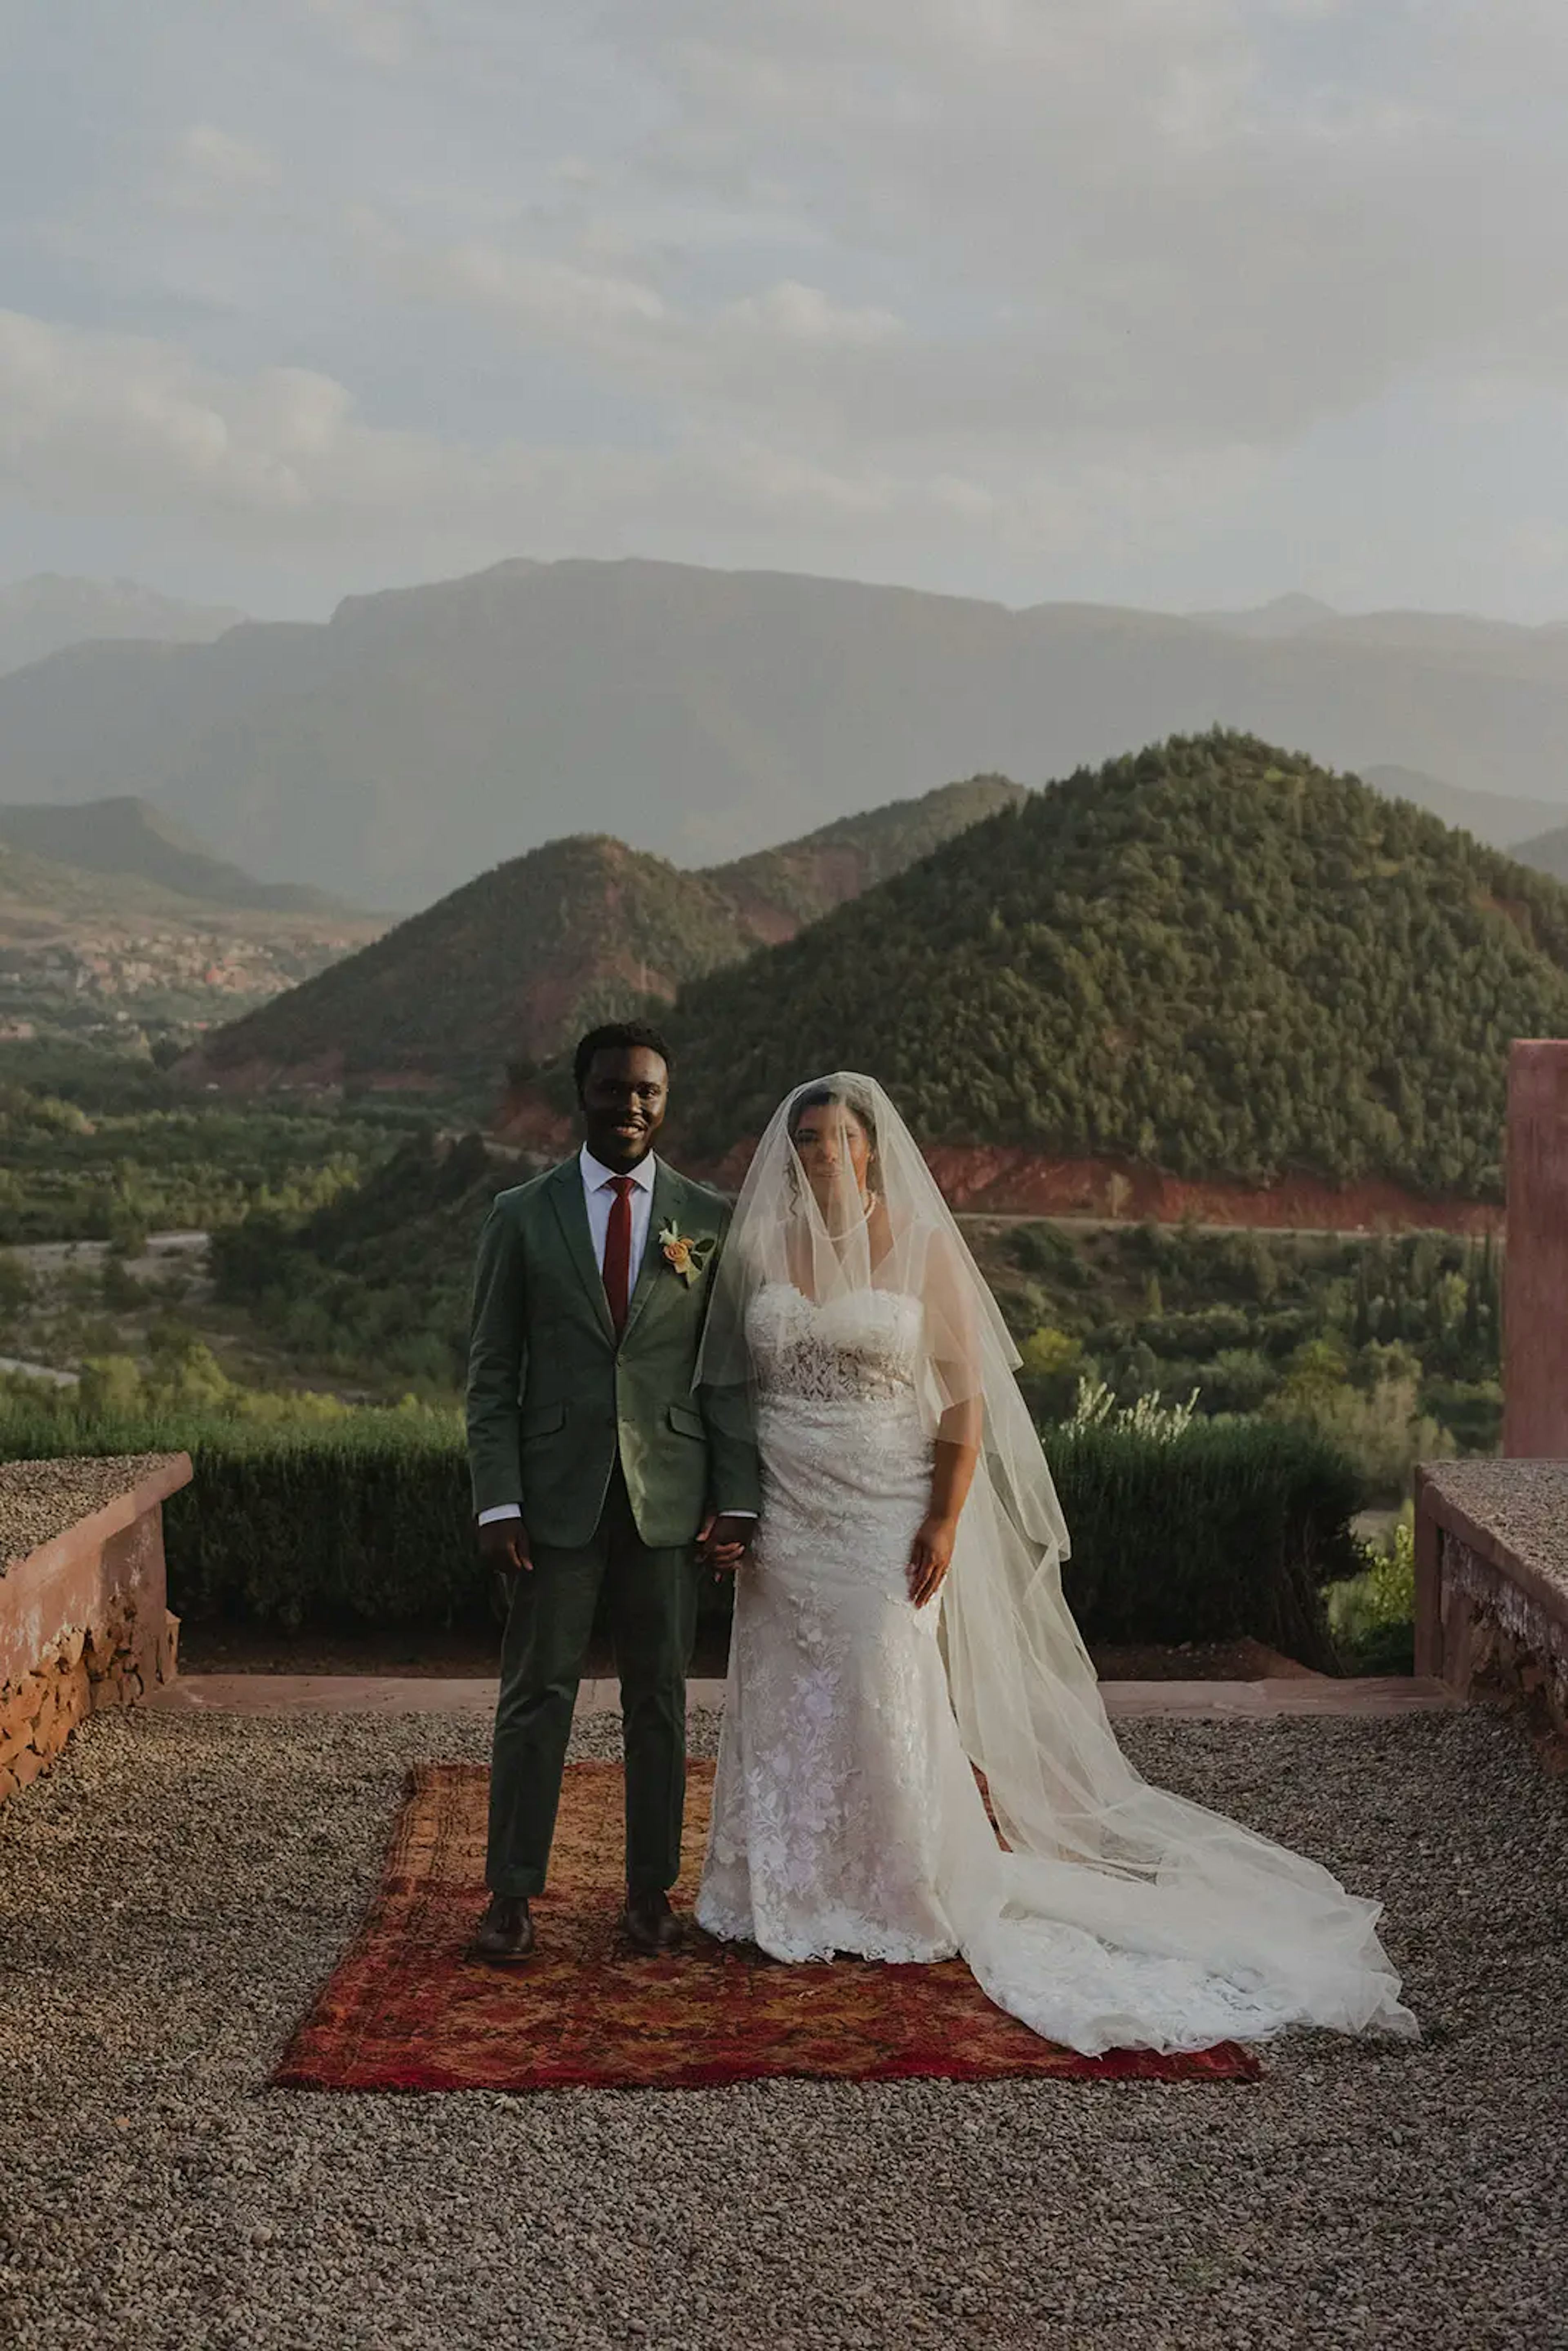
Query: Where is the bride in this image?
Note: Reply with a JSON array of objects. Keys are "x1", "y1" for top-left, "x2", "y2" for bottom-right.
[{"x1": 694, "y1": 1073, "x2": 1417, "y2": 2056}]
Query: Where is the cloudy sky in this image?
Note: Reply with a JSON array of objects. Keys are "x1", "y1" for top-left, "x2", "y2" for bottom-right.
[{"x1": 2, "y1": 0, "x2": 1565, "y2": 621}]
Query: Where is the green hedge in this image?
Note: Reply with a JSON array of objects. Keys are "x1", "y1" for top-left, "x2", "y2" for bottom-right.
[
  {"x1": 0, "y1": 1406, "x2": 481, "y2": 1629},
  {"x1": 0, "y1": 1407, "x2": 1361, "y2": 1663},
  {"x1": 1046, "y1": 1419, "x2": 1362, "y2": 1668}
]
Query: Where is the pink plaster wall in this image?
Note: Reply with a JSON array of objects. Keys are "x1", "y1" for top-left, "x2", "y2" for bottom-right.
[{"x1": 1503, "y1": 1040, "x2": 1568, "y2": 1458}]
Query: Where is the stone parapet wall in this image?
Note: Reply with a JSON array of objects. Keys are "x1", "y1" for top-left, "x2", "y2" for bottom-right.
[
  {"x1": 0, "y1": 1453, "x2": 191, "y2": 1805},
  {"x1": 0, "y1": 1601, "x2": 180, "y2": 1801},
  {"x1": 1415, "y1": 1458, "x2": 1568, "y2": 1768}
]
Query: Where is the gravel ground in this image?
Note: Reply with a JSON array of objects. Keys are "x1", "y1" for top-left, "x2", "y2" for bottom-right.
[
  {"x1": 1, "y1": 1704, "x2": 1564, "y2": 2351},
  {"x1": 0, "y1": 1452, "x2": 182, "y2": 1570}
]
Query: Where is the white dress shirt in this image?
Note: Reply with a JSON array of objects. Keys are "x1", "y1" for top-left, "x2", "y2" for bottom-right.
[
  {"x1": 477, "y1": 1146, "x2": 752, "y2": 1526},
  {"x1": 579, "y1": 1141, "x2": 659, "y2": 1289}
]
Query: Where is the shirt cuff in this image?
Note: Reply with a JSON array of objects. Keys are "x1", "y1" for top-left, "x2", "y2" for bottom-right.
[{"x1": 717, "y1": 1509, "x2": 757, "y2": 1519}]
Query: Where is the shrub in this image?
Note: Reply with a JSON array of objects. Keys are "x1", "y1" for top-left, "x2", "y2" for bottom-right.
[
  {"x1": 1327, "y1": 1507, "x2": 1417, "y2": 1675},
  {"x1": 1138, "y1": 1306, "x2": 1254, "y2": 1358},
  {"x1": 77, "y1": 1356, "x2": 146, "y2": 1418},
  {"x1": 1267, "y1": 1343, "x2": 1452, "y2": 1505},
  {"x1": 1068, "y1": 1376, "x2": 1199, "y2": 1440},
  {"x1": 0, "y1": 1248, "x2": 34, "y2": 1316},
  {"x1": 1045, "y1": 1416, "x2": 1361, "y2": 1667},
  {"x1": 1007, "y1": 1224, "x2": 1081, "y2": 1278},
  {"x1": 0, "y1": 1400, "x2": 1364, "y2": 1668},
  {"x1": 1198, "y1": 1347, "x2": 1277, "y2": 1416},
  {"x1": 1016, "y1": 1325, "x2": 1083, "y2": 1419},
  {"x1": 1421, "y1": 1378, "x2": 1503, "y2": 1454},
  {"x1": 0, "y1": 1402, "x2": 477, "y2": 1627}
]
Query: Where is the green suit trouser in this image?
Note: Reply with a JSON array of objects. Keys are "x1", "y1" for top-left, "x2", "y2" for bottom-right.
[{"x1": 485, "y1": 1463, "x2": 700, "y2": 1898}]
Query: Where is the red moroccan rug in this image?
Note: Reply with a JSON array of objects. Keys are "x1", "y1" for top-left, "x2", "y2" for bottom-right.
[{"x1": 274, "y1": 1762, "x2": 1262, "y2": 2091}]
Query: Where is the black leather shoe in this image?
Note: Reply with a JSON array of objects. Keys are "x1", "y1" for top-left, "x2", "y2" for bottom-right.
[
  {"x1": 470, "y1": 1893, "x2": 535, "y2": 1961},
  {"x1": 623, "y1": 1888, "x2": 683, "y2": 1955}
]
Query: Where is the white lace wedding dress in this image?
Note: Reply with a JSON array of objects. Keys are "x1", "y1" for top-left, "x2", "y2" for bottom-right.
[{"x1": 696, "y1": 1280, "x2": 1417, "y2": 2056}]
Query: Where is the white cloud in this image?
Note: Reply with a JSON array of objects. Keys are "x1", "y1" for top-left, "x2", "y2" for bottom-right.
[
  {"x1": 5, "y1": 0, "x2": 1568, "y2": 614},
  {"x1": 596, "y1": 0, "x2": 1568, "y2": 441},
  {"x1": 357, "y1": 215, "x2": 672, "y2": 342},
  {"x1": 0, "y1": 301, "x2": 1257, "y2": 583},
  {"x1": 721, "y1": 282, "x2": 905, "y2": 350},
  {"x1": 0, "y1": 311, "x2": 383, "y2": 520},
  {"x1": 347, "y1": 210, "x2": 909, "y2": 417},
  {"x1": 1503, "y1": 519, "x2": 1568, "y2": 577},
  {"x1": 350, "y1": 211, "x2": 904, "y2": 360},
  {"x1": 172, "y1": 125, "x2": 278, "y2": 193},
  {"x1": 298, "y1": 0, "x2": 415, "y2": 69}
]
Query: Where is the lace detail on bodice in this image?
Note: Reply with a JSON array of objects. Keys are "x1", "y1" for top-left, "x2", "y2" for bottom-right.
[{"x1": 746, "y1": 1282, "x2": 924, "y2": 1407}]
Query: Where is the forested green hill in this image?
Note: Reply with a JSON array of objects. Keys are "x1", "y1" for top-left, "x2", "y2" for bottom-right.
[
  {"x1": 709, "y1": 777, "x2": 1024, "y2": 932},
  {"x1": 666, "y1": 732, "x2": 1568, "y2": 1198},
  {"x1": 178, "y1": 778, "x2": 1020, "y2": 1093},
  {"x1": 183, "y1": 835, "x2": 746, "y2": 1089}
]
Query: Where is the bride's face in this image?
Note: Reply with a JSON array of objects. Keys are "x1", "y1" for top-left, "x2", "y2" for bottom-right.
[{"x1": 791, "y1": 1101, "x2": 873, "y2": 1218}]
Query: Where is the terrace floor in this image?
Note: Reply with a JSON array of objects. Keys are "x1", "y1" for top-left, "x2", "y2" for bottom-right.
[
  {"x1": 149, "y1": 1668, "x2": 1459, "y2": 1720},
  {"x1": 2, "y1": 1695, "x2": 1564, "y2": 2351}
]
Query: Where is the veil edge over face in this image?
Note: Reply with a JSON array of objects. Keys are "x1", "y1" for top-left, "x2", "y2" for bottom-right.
[{"x1": 696, "y1": 1069, "x2": 1069, "y2": 1542}]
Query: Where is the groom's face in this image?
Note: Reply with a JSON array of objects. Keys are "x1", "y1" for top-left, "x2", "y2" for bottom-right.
[{"x1": 580, "y1": 1045, "x2": 668, "y2": 1170}]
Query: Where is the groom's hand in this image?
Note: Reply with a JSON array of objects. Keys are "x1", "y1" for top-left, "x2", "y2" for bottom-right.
[
  {"x1": 699, "y1": 1512, "x2": 753, "y2": 1572},
  {"x1": 477, "y1": 1518, "x2": 534, "y2": 1576}
]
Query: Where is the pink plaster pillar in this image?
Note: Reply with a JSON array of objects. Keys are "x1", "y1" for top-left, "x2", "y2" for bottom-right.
[{"x1": 1503, "y1": 1040, "x2": 1568, "y2": 1458}]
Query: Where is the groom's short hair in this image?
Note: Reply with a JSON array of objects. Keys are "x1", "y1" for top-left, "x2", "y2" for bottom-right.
[{"x1": 573, "y1": 1020, "x2": 673, "y2": 1097}]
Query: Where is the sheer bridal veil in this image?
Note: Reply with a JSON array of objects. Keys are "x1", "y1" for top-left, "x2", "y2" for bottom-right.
[{"x1": 700, "y1": 1073, "x2": 1415, "y2": 2048}]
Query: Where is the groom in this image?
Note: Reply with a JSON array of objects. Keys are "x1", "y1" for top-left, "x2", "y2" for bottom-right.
[{"x1": 466, "y1": 1021, "x2": 760, "y2": 1960}]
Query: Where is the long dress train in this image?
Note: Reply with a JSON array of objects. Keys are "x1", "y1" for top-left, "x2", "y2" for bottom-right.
[{"x1": 696, "y1": 1280, "x2": 1416, "y2": 2057}]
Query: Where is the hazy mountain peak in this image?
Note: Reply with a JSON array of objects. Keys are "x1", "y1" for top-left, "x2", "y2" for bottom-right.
[
  {"x1": 0, "y1": 572, "x2": 245, "y2": 679},
  {"x1": 2, "y1": 553, "x2": 1567, "y2": 906},
  {"x1": 0, "y1": 796, "x2": 351, "y2": 914},
  {"x1": 329, "y1": 554, "x2": 546, "y2": 632},
  {"x1": 1186, "y1": 592, "x2": 1340, "y2": 638},
  {"x1": 1510, "y1": 821, "x2": 1568, "y2": 884}
]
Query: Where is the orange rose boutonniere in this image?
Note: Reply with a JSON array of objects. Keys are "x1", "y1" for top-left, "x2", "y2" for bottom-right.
[{"x1": 659, "y1": 1220, "x2": 716, "y2": 1285}]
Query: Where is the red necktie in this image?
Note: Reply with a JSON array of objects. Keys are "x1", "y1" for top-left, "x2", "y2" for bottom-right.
[{"x1": 603, "y1": 1175, "x2": 636, "y2": 1336}]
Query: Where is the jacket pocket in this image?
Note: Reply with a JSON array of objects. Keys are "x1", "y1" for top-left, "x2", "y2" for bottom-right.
[
  {"x1": 666, "y1": 1401, "x2": 706, "y2": 1441},
  {"x1": 521, "y1": 1401, "x2": 567, "y2": 1440}
]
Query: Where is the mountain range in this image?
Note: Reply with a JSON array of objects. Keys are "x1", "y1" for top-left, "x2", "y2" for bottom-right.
[
  {"x1": 0, "y1": 837, "x2": 217, "y2": 935},
  {"x1": 173, "y1": 777, "x2": 1021, "y2": 1091},
  {"x1": 1511, "y1": 821, "x2": 1568, "y2": 883},
  {"x1": 1358, "y1": 766, "x2": 1563, "y2": 849},
  {"x1": 0, "y1": 797, "x2": 349, "y2": 914},
  {"x1": 0, "y1": 573, "x2": 243, "y2": 679},
  {"x1": 2, "y1": 557, "x2": 1567, "y2": 907}
]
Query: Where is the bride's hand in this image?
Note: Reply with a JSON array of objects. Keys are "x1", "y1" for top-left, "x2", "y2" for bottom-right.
[{"x1": 907, "y1": 1515, "x2": 957, "y2": 1608}]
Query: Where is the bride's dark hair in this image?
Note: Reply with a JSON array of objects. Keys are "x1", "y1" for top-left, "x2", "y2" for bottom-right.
[{"x1": 787, "y1": 1084, "x2": 879, "y2": 1156}]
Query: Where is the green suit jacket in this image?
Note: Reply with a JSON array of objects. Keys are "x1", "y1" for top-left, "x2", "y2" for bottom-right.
[{"x1": 466, "y1": 1154, "x2": 761, "y2": 1550}]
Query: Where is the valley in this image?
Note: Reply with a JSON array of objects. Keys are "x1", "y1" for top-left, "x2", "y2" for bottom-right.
[{"x1": 0, "y1": 799, "x2": 384, "y2": 1051}]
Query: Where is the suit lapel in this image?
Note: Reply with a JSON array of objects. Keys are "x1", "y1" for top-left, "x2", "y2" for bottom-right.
[
  {"x1": 547, "y1": 1157, "x2": 616, "y2": 1344},
  {"x1": 618, "y1": 1160, "x2": 680, "y2": 1349}
]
